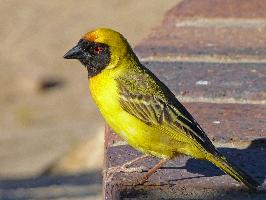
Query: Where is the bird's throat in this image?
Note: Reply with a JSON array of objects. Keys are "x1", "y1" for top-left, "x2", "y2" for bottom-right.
[{"x1": 84, "y1": 62, "x2": 106, "y2": 78}]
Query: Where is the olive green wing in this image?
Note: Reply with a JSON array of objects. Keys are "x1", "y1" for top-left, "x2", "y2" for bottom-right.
[{"x1": 118, "y1": 83, "x2": 217, "y2": 154}]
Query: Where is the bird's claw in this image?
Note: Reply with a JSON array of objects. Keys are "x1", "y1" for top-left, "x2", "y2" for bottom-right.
[{"x1": 105, "y1": 165, "x2": 147, "y2": 183}]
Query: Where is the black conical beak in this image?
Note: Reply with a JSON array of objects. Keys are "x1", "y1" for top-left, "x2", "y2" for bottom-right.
[{"x1": 64, "y1": 44, "x2": 86, "y2": 59}]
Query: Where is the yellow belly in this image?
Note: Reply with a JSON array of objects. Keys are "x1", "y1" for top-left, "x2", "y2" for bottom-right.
[{"x1": 88, "y1": 70, "x2": 198, "y2": 158}]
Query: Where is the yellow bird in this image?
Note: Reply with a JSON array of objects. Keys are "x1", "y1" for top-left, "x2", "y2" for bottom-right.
[{"x1": 64, "y1": 28, "x2": 259, "y2": 190}]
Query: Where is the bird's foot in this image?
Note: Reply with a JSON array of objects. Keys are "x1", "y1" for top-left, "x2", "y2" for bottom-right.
[
  {"x1": 132, "y1": 158, "x2": 170, "y2": 186},
  {"x1": 105, "y1": 165, "x2": 147, "y2": 183},
  {"x1": 104, "y1": 155, "x2": 149, "y2": 182}
]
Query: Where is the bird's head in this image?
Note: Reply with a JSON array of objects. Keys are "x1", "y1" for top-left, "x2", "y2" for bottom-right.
[{"x1": 64, "y1": 28, "x2": 132, "y2": 77}]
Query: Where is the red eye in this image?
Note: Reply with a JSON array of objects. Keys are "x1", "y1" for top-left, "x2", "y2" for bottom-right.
[{"x1": 94, "y1": 46, "x2": 103, "y2": 54}]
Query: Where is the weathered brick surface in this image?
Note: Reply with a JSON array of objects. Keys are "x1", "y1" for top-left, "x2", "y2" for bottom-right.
[
  {"x1": 145, "y1": 61, "x2": 266, "y2": 102},
  {"x1": 105, "y1": 144, "x2": 266, "y2": 199},
  {"x1": 164, "y1": 0, "x2": 266, "y2": 18},
  {"x1": 135, "y1": 28, "x2": 266, "y2": 58},
  {"x1": 104, "y1": 0, "x2": 266, "y2": 199},
  {"x1": 135, "y1": 0, "x2": 266, "y2": 59}
]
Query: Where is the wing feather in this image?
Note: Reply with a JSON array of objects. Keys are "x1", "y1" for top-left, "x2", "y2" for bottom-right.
[{"x1": 118, "y1": 85, "x2": 217, "y2": 154}]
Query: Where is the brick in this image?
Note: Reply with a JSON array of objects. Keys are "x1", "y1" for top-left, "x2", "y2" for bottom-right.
[
  {"x1": 135, "y1": 27, "x2": 266, "y2": 58},
  {"x1": 135, "y1": 0, "x2": 266, "y2": 59},
  {"x1": 105, "y1": 144, "x2": 266, "y2": 199},
  {"x1": 144, "y1": 61, "x2": 266, "y2": 102},
  {"x1": 165, "y1": 0, "x2": 266, "y2": 19},
  {"x1": 184, "y1": 103, "x2": 266, "y2": 143}
]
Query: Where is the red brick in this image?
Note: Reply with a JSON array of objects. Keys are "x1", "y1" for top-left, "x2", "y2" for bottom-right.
[
  {"x1": 144, "y1": 61, "x2": 266, "y2": 102},
  {"x1": 185, "y1": 103, "x2": 266, "y2": 143},
  {"x1": 135, "y1": 0, "x2": 266, "y2": 59},
  {"x1": 165, "y1": 0, "x2": 266, "y2": 19},
  {"x1": 135, "y1": 27, "x2": 266, "y2": 58},
  {"x1": 104, "y1": 144, "x2": 266, "y2": 199}
]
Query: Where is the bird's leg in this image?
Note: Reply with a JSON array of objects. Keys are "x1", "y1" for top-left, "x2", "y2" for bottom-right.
[
  {"x1": 134, "y1": 158, "x2": 170, "y2": 185},
  {"x1": 121, "y1": 154, "x2": 149, "y2": 169},
  {"x1": 105, "y1": 155, "x2": 149, "y2": 182}
]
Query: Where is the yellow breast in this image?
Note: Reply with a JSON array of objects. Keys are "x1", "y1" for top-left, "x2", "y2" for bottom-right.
[
  {"x1": 89, "y1": 69, "x2": 119, "y2": 114},
  {"x1": 88, "y1": 67, "x2": 128, "y2": 135}
]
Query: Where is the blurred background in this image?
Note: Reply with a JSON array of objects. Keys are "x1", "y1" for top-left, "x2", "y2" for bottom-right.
[{"x1": 0, "y1": 0, "x2": 181, "y2": 199}]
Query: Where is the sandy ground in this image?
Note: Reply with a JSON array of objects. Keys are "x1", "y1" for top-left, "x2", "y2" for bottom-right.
[{"x1": 0, "y1": 0, "x2": 181, "y2": 199}]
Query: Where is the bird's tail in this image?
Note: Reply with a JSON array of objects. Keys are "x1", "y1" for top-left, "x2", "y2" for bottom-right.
[{"x1": 207, "y1": 153, "x2": 259, "y2": 191}]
